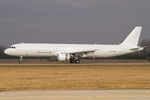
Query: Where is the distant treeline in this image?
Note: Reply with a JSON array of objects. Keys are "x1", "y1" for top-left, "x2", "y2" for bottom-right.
[{"x1": 0, "y1": 40, "x2": 150, "y2": 60}]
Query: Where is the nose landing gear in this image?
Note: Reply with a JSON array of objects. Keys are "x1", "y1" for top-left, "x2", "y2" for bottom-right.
[{"x1": 19, "y1": 56, "x2": 23, "y2": 64}]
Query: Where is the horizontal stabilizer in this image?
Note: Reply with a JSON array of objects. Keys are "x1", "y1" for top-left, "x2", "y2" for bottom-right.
[{"x1": 130, "y1": 47, "x2": 144, "y2": 51}]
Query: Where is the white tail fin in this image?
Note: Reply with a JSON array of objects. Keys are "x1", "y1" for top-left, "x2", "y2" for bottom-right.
[{"x1": 121, "y1": 26, "x2": 142, "y2": 46}]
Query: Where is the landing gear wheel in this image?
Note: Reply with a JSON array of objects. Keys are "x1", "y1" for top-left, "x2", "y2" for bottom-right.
[
  {"x1": 19, "y1": 61, "x2": 22, "y2": 64},
  {"x1": 70, "y1": 59, "x2": 75, "y2": 63},
  {"x1": 75, "y1": 59, "x2": 80, "y2": 64}
]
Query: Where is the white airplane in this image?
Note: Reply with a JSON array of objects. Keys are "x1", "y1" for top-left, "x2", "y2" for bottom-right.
[{"x1": 4, "y1": 26, "x2": 144, "y2": 64}]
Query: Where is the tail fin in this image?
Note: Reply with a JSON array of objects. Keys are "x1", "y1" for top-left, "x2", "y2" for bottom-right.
[{"x1": 121, "y1": 26, "x2": 142, "y2": 46}]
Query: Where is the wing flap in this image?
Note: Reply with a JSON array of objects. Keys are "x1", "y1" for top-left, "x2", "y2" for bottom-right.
[{"x1": 69, "y1": 49, "x2": 97, "y2": 57}]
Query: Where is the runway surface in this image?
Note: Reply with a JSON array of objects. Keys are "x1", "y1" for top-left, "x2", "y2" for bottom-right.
[
  {"x1": 0, "y1": 63, "x2": 150, "y2": 66},
  {"x1": 0, "y1": 90, "x2": 150, "y2": 100}
]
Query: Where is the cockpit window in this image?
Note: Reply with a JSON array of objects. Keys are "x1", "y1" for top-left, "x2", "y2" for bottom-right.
[{"x1": 9, "y1": 46, "x2": 16, "y2": 49}]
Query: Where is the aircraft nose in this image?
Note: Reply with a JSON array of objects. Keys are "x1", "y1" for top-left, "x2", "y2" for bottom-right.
[{"x1": 4, "y1": 49, "x2": 10, "y2": 55}]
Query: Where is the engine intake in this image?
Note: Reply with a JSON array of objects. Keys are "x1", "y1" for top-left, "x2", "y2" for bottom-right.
[{"x1": 57, "y1": 53, "x2": 70, "y2": 61}]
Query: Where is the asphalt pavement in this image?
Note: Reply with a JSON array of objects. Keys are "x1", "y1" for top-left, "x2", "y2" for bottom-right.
[{"x1": 0, "y1": 90, "x2": 150, "y2": 100}]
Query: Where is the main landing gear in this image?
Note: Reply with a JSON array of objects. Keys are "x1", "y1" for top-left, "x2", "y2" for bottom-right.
[
  {"x1": 70, "y1": 58, "x2": 80, "y2": 64},
  {"x1": 19, "y1": 56, "x2": 23, "y2": 64}
]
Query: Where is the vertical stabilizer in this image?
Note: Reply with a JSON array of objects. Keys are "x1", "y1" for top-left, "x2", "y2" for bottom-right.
[{"x1": 121, "y1": 26, "x2": 142, "y2": 46}]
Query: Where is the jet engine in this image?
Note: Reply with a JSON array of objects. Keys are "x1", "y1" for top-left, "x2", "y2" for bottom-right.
[{"x1": 57, "y1": 53, "x2": 70, "y2": 61}]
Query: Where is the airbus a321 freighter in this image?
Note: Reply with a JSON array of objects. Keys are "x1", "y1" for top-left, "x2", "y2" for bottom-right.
[{"x1": 4, "y1": 26, "x2": 144, "y2": 64}]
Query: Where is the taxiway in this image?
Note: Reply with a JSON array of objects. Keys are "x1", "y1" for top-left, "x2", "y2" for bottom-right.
[{"x1": 0, "y1": 90, "x2": 150, "y2": 100}]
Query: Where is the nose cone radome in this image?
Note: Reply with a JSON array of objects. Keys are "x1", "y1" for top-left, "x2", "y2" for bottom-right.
[{"x1": 4, "y1": 49, "x2": 10, "y2": 55}]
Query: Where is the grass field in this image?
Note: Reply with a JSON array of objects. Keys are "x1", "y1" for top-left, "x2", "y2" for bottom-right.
[{"x1": 0, "y1": 64, "x2": 150, "y2": 91}]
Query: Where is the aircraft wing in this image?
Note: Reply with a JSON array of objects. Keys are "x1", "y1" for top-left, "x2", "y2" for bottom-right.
[{"x1": 68, "y1": 49, "x2": 97, "y2": 57}]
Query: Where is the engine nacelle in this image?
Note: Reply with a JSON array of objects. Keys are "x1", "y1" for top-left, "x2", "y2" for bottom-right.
[{"x1": 57, "y1": 53, "x2": 70, "y2": 61}]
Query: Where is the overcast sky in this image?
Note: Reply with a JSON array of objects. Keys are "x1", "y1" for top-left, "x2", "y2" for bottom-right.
[{"x1": 0, "y1": 0, "x2": 150, "y2": 46}]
